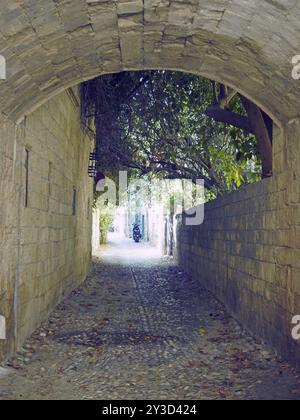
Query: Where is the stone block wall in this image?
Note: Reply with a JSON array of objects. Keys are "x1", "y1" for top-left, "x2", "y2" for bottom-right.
[
  {"x1": 176, "y1": 125, "x2": 300, "y2": 365},
  {"x1": 0, "y1": 89, "x2": 94, "y2": 360},
  {"x1": 0, "y1": 116, "x2": 20, "y2": 359}
]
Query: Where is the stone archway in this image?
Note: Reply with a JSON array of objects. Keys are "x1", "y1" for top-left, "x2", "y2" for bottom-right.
[
  {"x1": 0, "y1": 0, "x2": 299, "y2": 124},
  {"x1": 0, "y1": 0, "x2": 300, "y2": 363}
]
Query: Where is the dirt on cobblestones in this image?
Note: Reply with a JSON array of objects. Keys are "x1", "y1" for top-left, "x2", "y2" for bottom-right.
[{"x1": 1, "y1": 239, "x2": 300, "y2": 400}]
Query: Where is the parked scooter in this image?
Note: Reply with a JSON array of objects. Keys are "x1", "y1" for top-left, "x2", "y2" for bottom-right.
[{"x1": 133, "y1": 224, "x2": 142, "y2": 243}]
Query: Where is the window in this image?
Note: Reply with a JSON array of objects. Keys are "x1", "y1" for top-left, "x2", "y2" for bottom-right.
[
  {"x1": 25, "y1": 149, "x2": 29, "y2": 208},
  {"x1": 72, "y1": 189, "x2": 77, "y2": 216}
]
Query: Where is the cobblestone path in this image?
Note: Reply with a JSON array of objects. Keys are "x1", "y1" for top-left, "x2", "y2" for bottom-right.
[{"x1": 1, "y1": 239, "x2": 300, "y2": 400}]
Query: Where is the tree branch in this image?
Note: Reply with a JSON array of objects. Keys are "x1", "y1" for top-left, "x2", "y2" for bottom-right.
[
  {"x1": 205, "y1": 105, "x2": 254, "y2": 134},
  {"x1": 239, "y1": 95, "x2": 273, "y2": 178}
]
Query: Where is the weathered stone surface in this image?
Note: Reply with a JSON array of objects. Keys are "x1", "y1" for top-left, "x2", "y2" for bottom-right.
[
  {"x1": 0, "y1": 1, "x2": 299, "y2": 123},
  {"x1": 0, "y1": 0, "x2": 300, "y2": 366},
  {"x1": 0, "y1": 88, "x2": 93, "y2": 361},
  {"x1": 2, "y1": 242, "x2": 300, "y2": 400},
  {"x1": 176, "y1": 127, "x2": 300, "y2": 366},
  {"x1": 117, "y1": 1, "x2": 143, "y2": 16}
]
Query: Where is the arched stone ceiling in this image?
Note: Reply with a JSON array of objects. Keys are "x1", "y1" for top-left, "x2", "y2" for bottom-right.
[{"x1": 0, "y1": 0, "x2": 299, "y2": 125}]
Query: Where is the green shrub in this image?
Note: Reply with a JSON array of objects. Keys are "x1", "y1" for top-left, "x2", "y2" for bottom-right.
[{"x1": 99, "y1": 204, "x2": 115, "y2": 244}]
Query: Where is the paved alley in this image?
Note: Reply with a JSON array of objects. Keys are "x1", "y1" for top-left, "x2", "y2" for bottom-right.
[{"x1": 1, "y1": 238, "x2": 300, "y2": 400}]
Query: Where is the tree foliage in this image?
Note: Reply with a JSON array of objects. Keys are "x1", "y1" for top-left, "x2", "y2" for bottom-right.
[
  {"x1": 81, "y1": 71, "x2": 261, "y2": 195},
  {"x1": 99, "y1": 203, "x2": 115, "y2": 244}
]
